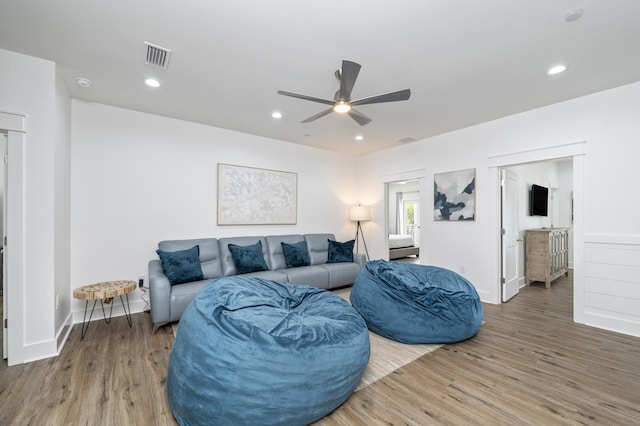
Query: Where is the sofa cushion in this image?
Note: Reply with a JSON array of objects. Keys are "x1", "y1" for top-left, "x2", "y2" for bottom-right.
[
  {"x1": 219, "y1": 236, "x2": 270, "y2": 276},
  {"x1": 282, "y1": 266, "x2": 330, "y2": 288},
  {"x1": 282, "y1": 241, "x2": 311, "y2": 268},
  {"x1": 319, "y1": 262, "x2": 362, "y2": 288},
  {"x1": 240, "y1": 269, "x2": 289, "y2": 282},
  {"x1": 228, "y1": 241, "x2": 269, "y2": 274},
  {"x1": 328, "y1": 239, "x2": 355, "y2": 263},
  {"x1": 265, "y1": 235, "x2": 306, "y2": 270},
  {"x1": 168, "y1": 277, "x2": 215, "y2": 322},
  {"x1": 156, "y1": 245, "x2": 204, "y2": 285},
  {"x1": 305, "y1": 233, "x2": 336, "y2": 265}
]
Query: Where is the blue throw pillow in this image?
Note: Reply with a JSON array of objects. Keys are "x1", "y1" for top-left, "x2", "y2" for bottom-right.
[
  {"x1": 281, "y1": 241, "x2": 311, "y2": 268},
  {"x1": 228, "y1": 241, "x2": 269, "y2": 274},
  {"x1": 327, "y1": 239, "x2": 355, "y2": 263},
  {"x1": 156, "y1": 245, "x2": 204, "y2": 285}
]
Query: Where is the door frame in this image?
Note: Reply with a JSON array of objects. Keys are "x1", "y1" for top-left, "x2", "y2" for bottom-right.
[
  {"x1": 488, "y1": 142, "x2": 585, "y2": 324},
  {"x1": 0, "y1": 111, "x2": 26, "y2": 365}
]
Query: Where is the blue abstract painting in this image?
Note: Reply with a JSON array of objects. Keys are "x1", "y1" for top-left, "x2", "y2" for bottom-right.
[{"x1": 434, "y1": 168, "x2": 476, "y2": 221}]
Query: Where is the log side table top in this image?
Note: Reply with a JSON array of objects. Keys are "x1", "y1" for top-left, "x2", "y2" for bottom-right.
[{"x1": 73, "y1": 280, "x2": 136, "y2": 301}]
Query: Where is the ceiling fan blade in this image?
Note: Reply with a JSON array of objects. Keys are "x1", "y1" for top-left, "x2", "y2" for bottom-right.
[
  {"x1": 338, "y1": 60, "x2": 361, "y2": 101},
  {"x1": 301, "y1": 107, "x2": 334, "y2": 123},
  {"x1": 350, "y1": 88, "x2": 411, "y2": 106},
  {"x1": 347, "y1": 108, "x2": 372, "y2": 126},
  {"x1": 277, "y1": 90, "x2": 335, "y2": 106}
]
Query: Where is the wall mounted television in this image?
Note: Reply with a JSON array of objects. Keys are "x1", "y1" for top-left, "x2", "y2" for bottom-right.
[{"x1": 529, "y1": 184, "x2": 549, "y2": 216}]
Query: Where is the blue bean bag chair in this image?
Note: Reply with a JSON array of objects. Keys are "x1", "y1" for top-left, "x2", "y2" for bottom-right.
[
  {"x1": 166, "y1": 276, "x2": 370, "y2": 426},
  {"x1": 350, "y1": 260, "x2": 482, "y2": 344}
]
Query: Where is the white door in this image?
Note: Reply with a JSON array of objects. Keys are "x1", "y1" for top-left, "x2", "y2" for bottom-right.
[
  {"x1": 403, "y1": 194, "x2": 420, "y2": 246},
  {"x1": 501, "y1": 169, "x2": 520, "y2": 302}
]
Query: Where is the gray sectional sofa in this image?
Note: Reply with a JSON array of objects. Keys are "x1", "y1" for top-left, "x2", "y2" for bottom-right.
[{"x1": 148, "y1": 233, "x2": 365, "y2": 332}]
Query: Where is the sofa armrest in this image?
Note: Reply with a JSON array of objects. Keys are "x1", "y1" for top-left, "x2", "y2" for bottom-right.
[
  {"x1": 353, "y1": 253, "x2": 366, "y2": 267},
  {"x1": 149, "y1": 259, "x2": 171, "y2": 325}
]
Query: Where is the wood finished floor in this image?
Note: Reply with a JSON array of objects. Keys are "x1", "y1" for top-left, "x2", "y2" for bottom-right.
[{"x1": 1, "y1": 272, "x2": 639, "y2": 425}]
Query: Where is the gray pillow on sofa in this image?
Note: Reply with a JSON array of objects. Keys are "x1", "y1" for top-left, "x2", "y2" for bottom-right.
[
  {"x1": 156, "y1": 245, "x2": 205, "y2": 285},
  {"x1": 228, "y1": 241, "x2": 269, "y2": 274}
]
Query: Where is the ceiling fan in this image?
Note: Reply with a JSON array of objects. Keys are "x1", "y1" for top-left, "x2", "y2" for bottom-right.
[{"x1": 277, "y1": 60, "x2": 411, "y2": 126}]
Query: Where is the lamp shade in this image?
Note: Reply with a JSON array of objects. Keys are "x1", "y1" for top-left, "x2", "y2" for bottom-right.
[{"x1": 350, "y1": 205, "x2": 371, "y2": 222}]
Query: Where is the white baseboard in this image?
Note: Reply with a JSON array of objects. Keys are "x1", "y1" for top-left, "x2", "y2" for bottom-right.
[{"x1": 71, "y1": 299, "x2": 147, "y2": 324}]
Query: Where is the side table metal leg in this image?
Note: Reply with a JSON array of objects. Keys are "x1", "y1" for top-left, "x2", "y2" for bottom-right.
[
  {"x1": 80, "y1": 300, "x2": 98, "y2": 339},
  {"x1": 100, "y1": 298, "x2": 116, "y2": 324},
  {"x1": 120, "y1": 293, "x2": 133, "y2": 328}
]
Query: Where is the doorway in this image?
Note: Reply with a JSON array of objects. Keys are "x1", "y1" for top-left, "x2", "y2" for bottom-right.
[
  {"x1": 500, "y1": 158, "x2": 574, "y2": 302},
  {"x1": 387, "y1": 179, "x2": 422, "y2": 262},
  {"x1": 491, "y1": 142, "x2": 584, "y2": 326}
]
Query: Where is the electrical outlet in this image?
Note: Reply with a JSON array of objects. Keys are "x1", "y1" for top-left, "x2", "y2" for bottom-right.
[
  {"x1": 138, "y1": 274, "x2": 145, "y2": 288},
  {"x1": 56, "y1": 294, "x2": 60, "y2": 309}
]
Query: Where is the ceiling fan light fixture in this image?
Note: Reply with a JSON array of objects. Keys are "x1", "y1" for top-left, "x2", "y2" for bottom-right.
[{"x1": 333, "y1": 101, "x2": 351, "y2": 113}]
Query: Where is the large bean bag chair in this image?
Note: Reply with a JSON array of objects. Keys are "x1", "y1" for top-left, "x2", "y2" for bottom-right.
[
  {"x1": 350, "y1": 260, "x2": 482, "y2": 344},
  {"x1": 166, "y1": 276, "x2": 370, "y2": 426}
]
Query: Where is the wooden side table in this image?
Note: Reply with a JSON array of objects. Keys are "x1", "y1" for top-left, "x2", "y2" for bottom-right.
[{"x1": 73, "y1": 280, "x2": 136, "y2": 339}]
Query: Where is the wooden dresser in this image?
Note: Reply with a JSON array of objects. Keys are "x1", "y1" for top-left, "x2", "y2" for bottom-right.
[{"x1": 525, "y1": 228, "x2": 569, "y2": 289}]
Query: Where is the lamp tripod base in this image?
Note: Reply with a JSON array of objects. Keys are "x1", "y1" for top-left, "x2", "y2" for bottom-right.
[{"x1": 354, "y1": 221, "x2": 370, "y2": 261}]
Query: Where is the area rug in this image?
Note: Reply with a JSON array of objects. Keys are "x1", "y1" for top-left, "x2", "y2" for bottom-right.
[
  {"x1": 332, "y1": 287, "x2": 442, "y2": 391},
  {"x1": 171, "y1": 287, "x2": 442, "y2": 392}
]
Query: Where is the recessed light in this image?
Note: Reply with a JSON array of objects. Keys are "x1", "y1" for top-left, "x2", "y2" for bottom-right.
[
  {"x1": 565, "y1": 10, "x2": 583, "y2": 22},
  {"x1": 355, "y1": 135, "x2": 364, "y2": 142},
  {"x1": 271, "y1": 111, "x2": 282, "y2": 119},
  {"x1": 75, "y1": 77, "x2": 93, "y2": 88},
  {"x1": 546, "y1": 65, "x2": 567, "y2": 76},
  {"x1": 145, "y1": 78, "x2": 160, "y2": 88},
  {"x1": 398, "y1": 136, "x2": 417, "y2": 143}
]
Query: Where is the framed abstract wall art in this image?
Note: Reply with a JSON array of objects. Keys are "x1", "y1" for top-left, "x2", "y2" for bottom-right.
[
  {"x1": 434, "y1": 168, "x2": 476, "y2": 221},
  {"x1": 217, "y1": 163, "x2": 297, "y2": 225}
]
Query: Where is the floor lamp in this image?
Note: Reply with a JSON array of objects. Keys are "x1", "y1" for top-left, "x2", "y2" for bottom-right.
[{"x1": 350, "y1": 204, "x2": 371, "y2": 261}]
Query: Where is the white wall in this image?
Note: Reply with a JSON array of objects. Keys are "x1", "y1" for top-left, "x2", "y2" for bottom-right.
[
  {"x1": 357, "y1": 81, "x2": 640, "y2": 337},
  {"x1": 70, "y1": 101, "x2": 359, "y2": 318},
  {"x1": 0, "y1": 48, "x2": 71, "y2": 363},
  {"x1": 54, "y1": 66, "x2": 72, "y2": 338}
]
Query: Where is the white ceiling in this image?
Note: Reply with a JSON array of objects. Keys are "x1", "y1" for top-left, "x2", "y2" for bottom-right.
[{"x1": 2, "y1": 1, "x2": 640, "y2": 156}]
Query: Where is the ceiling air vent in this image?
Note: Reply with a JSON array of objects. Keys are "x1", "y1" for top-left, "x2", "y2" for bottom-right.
[
  {"x1": 144, "y1": 42, "x2": 172, "y2": 70},
  {"x1": 398, "y1": 136, "x2": 417, "y2": 143}
]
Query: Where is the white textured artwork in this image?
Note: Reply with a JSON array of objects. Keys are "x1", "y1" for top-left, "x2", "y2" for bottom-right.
[
  {"x1": 217, "y1": 164, "x2": 297, "y2": 225},
  {"x1": 434, "y1": 168, "x2": 476, "y2": 221}
]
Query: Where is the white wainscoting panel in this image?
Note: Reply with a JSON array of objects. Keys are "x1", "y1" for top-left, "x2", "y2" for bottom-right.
[{"x1": 584, "y1": 235, "x2": 640, "y2": 337}]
